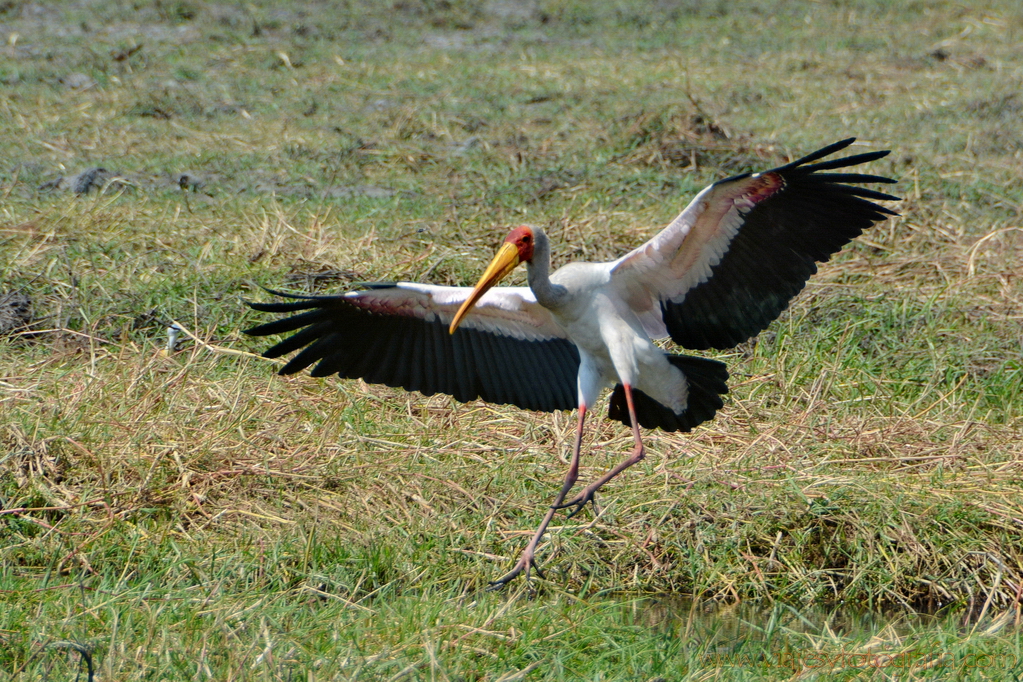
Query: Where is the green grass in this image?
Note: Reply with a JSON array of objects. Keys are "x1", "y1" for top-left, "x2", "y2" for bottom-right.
[{"x1": 2, "y1": 0, "x2": 1023, "y2": 679}]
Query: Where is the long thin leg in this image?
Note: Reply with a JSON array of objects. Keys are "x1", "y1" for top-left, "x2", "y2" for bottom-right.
[
  {"x1": 489, "y1": 406, "x2": 587, "y2": 589},
  {"x1": 556, "y1": 383, "x2": 645, "y2": 518}
]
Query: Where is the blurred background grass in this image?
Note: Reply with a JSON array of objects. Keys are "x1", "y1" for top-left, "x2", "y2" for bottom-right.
[{"x1": 2, "y1": 0, "x2": 1022, "y2": 679}]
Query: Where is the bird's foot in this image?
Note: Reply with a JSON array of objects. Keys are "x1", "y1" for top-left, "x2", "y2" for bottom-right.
[
  {"x1": 487, "y1": 550, "x2": 544, "y2": 591},
  {"x1": 554, "y1": 488, "x2": 599, "y2": 519}
]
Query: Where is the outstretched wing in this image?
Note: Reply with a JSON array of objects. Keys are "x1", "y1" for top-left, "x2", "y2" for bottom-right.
[
  {"x1": 244, "y1": 282, "x2": 580, "y2": 412},
  {"x1": 610, "y1": 138, "x2": 899, "y2": 349}
]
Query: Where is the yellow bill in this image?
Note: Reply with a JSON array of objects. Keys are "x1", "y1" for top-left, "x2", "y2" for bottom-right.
[{"x1": 449, "y1": 242, "x2": 521, "y2": 334}]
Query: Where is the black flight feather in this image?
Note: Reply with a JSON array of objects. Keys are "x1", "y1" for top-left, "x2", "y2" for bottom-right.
[
  {"x1": 244, "y1": 286, "x2": 580, "y2": 413},
  {"x1": 662, "y1": 139, "x2": 899, "y2": 350}
]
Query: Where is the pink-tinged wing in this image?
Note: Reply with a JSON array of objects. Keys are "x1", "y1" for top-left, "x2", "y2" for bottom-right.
[
  {"x1": 244, "y1": 282, "x2": 580, "y2": 412},
  {"x1": 610, "y1": 138, "x2": 899, "y2": 349}
]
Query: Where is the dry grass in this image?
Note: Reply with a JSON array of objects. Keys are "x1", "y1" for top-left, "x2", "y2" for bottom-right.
[{"x1": 2, "y1": 0, "x2": 1023, "y2": 679}]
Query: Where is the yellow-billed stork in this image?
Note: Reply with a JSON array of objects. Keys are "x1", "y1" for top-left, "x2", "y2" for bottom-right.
[{"x1": 245, "y1": 138, "x2": 898, "y2": 587}]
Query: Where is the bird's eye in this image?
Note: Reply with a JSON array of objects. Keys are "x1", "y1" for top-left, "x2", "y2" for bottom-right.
[{"x1": 522, "y1": 235, "x2": 531, "y2": 243}]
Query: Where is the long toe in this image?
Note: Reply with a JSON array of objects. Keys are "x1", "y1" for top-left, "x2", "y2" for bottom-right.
[
  {"x1": 555, "y1": 489, "x2": 598, "y2": 519},
  {"x1": 488, "y1": 554, "x2": 543, "y2": 590}
]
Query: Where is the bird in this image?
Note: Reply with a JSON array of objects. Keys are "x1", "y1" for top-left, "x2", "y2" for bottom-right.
[{"x1": 244, "y1": 138, "x2": 898, "y2": 588}]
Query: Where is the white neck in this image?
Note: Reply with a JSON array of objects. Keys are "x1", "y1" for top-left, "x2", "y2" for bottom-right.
[{"x1": 526, "y1": 228, "x2": 566, "y2": 309}]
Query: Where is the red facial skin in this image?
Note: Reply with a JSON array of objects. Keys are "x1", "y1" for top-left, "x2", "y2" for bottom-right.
[{"x1": 504, "y1": 225, "x2": 535, "y2": 263}]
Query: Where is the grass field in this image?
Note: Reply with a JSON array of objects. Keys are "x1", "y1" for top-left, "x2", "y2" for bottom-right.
[{"x1": 2, "y1": 0, "x2": 1022, "y2": 679}]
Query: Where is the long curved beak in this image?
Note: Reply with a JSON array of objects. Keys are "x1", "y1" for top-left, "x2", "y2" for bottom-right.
[{"x1": 449, "y1": 242, "x2": 521, "y2": 334}]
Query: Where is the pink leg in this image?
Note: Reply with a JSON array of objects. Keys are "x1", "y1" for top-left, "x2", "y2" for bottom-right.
[
  {"x1": 489, "y1": 406, "x2": 587, "y2": 589},
  {"x1": 556, "y1": 383, "x2": 645, "y2": 519}
]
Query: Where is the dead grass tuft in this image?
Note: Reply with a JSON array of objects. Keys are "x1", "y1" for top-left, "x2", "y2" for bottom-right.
[
  {"x1": 2, "y1": 0, "x2": 1023, "y2": 676},
  {"x1": 614, "y1": 102, "x2": 777, "y2": 173}
]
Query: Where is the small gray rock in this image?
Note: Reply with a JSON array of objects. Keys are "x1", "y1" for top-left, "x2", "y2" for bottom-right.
[
  {"x1": 71, "y1": 167, "x2": 113, "y2": 194},
  {"x1": 60, "y1": 72, "x2": 97, "y2": 90},
  {"x1": 176, "y1": 172, "x2": 206, "y2": 192},
  {"x1": 0, "y1": 291, "x2": 32, "y2": 335}
]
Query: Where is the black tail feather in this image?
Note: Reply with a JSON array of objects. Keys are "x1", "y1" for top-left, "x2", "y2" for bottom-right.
[{"x1": 608, "y1": 354, "x2": 729, "y2": 433}]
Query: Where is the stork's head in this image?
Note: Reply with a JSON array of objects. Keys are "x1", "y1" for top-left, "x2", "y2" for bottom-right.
[
  {"x1": 504, "y1": 224, "x2": 536, "y2": 263},
  {"x1": 449, "y1": 225, "x2": 535, "y2": 334}
]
